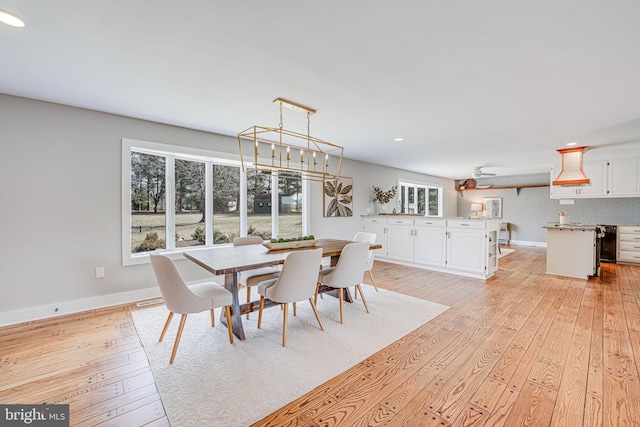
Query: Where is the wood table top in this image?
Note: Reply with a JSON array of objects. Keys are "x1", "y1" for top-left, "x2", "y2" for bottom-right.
[{"x1": 184, "y1": 238, "x2": 381, "y2": 275}]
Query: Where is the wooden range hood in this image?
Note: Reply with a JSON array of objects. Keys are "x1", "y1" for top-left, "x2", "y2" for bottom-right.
[{"x1": 552, "y1": 146, "x2": 590, "y2": 186}]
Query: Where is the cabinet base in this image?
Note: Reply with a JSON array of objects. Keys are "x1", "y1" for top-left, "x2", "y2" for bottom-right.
[{"x1": 376, "y1": 257, "x2": 495, "y2": 281}]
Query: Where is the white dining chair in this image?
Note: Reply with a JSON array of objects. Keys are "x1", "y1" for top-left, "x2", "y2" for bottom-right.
[
  {"x1": 353, "y1": 231, "x2": 379, "y2": 292},
  {"x1": 149, "y1": 254, "x2": 234, "y2": 364},
  {"x1": 234, "y1": 236, "x2": 281, "y2": 319},
  {"x1": 256, "y1": 248, "x2": 324, "y2": 347},
  {"x1": 316, "y1": 242, "x2": 370, "y2": 324}
]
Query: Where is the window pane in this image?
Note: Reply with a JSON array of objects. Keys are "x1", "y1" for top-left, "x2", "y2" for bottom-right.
[
  {"x1": 408, "y1": 187, "x2": 415, "y2": 213},
  {"x1": 417, "y1": 188, "x2": 426, "y2": 214},
  {"x1": 246, "y1": 173, "x2": 272, "y2": 240},
  {"x1": 400, "y1": 185, "x2": 407, "y2": 213},
  {"x1": 131, "y1": 152, "x2": 166, "y2": 253},
  {"x1": 428, "y1": 188, "x2": 439, "y2": 216},
  {"x1": 212, "y1": 164, "x2": 241, "y2": 244},
  {"x1": 278, "y1": 173, "x2": 302, "y2": 237},
  {"x1": 175, "y1": 159, "x2": 206, "y2": 248}
]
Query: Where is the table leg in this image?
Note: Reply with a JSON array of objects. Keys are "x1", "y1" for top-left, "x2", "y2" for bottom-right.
[{"x1": 220, "y1": 272, "x2": 246, "y2": 340}]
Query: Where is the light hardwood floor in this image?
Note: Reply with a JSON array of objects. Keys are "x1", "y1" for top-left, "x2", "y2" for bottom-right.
[{"x1": 1, "y1": 246, "x2": 639, "y2": 426}]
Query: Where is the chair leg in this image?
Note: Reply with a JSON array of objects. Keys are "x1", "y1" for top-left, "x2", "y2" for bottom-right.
[
  {"x1": 282, "y1": 302, "x2": 288, "y2": 347},
  {"x1": 210, "y1": 309, "x2": 215, "y2": 327},
  {"x1": 159, "y1": 312, "x2": 174, "y2": 342},
  {"x1": 169, "y1": 314, "x2": 188, "y2": 364},
  {"x1": 224, "y1": 306, "x2": 234, "y2": 344},
  {"x1": 309, "y1": 298, "x2": 324, "y2": 331},
  {"x1": 314, "y1": 283, "x2": 320, "y2": 305},
  {"x1": 339, "y1": 289, "x2": 344, "y2": 324},
  {"x1": 246, "y1": 286, "x2": 251, "y2": 320},
  {"x1": 356, "y1": 284, "x2": 370, "y2": 313},
  {"x1": 367, "y1": 270, "x2": 379, "y2": 292},
  {"x1": 258, "y1": 296, "x2": 265, "y2": 329},
  {"x1": 293, "y1": 302, "x2": 297, "y2": 316},
  {"x1": 354, "y1": 285, "x2": 360, "y2": 299}
]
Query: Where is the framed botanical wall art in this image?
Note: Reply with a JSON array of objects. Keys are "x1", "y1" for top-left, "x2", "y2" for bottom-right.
[
  {"x1": 484, "y1": 197, "x2": 503, "y2": 218},
  {"x1": 324, "y1": 177, "x2": 353, "y2": 217}
]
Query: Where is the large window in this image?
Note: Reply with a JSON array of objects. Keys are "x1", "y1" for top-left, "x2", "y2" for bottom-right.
[
  {"x1": 398, "y1": 180, "x2": 443, "y2": 216},
  {"x1": 278, "y1": 173, "x2": 303, "y2": 238},
  {"x1": 122, "y1": 139, "x2": 306, "y2": 265},
  {"x1": 246, "y1": 172, "x2": 273, "y2": 240}
]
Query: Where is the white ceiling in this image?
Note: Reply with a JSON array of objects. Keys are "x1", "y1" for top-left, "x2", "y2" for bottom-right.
[{"x1": 2, "y1": 1, "x2": 640, "y2": 179}]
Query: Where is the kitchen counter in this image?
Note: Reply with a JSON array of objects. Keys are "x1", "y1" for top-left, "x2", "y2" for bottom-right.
[
  {"x1": 544, "y1": 224, "x2": 598, "y2": 279},
  {"x1": 542, "y1": 222, "x2": 599, "y2": 231}
]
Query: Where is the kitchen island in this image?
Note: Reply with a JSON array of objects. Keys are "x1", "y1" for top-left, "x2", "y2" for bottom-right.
[{"x1": 543, "y1": 223, "x2": 600, "y2": 279}]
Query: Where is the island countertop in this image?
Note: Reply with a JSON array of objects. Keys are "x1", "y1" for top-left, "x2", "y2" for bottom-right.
[{"x1": 542, "y1": 222, "x2": 599, "y2": 231}]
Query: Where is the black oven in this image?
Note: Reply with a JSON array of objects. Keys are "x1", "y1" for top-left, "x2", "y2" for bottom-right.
[{"x1": 600, "y1": 225, "x2": 617, "y2": 263}]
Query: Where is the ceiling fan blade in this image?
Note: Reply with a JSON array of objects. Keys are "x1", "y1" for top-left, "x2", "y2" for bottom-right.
[{"x1": 472, "y1": 167, "x2": 496, "y2": 178}]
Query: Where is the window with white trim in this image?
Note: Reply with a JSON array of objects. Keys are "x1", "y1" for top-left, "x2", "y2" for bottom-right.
[
  {"x1": 398, "y1": 180, "x2": 443, "y2": 216},
  {"x1": 122, "y1": 138, "x2": 306, "y2": 265}
]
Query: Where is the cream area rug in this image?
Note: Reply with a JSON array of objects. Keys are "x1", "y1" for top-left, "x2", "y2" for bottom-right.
[
  {"x1": 498, "y1": 248, "x2": 516, "y2": 259},
  {"x1": 131, "y1": 285, "x2": 449, "y2": 427}
]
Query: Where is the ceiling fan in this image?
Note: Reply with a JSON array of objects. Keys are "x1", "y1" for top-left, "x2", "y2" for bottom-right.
[{"x1": 471, "y1": 166, "x2": 496, "y2": 178}]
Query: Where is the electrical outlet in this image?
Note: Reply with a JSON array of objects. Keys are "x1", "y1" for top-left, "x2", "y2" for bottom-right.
[{"x1": 95, "y1": 267, "x2": 105, "y2": 278}]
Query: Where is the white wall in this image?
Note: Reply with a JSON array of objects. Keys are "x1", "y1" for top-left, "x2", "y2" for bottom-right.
[
  {"x1": 0, "y1": 94, "x2": 456, "y2": 324},
  {"x1": 309, "y1": 158, "x2": 457, "y2": 240}
]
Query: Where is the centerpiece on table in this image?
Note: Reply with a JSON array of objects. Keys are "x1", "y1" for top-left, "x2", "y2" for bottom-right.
[
  {"x1": 372, "y1": 185, "x2": 397, "y2": 214},
  {"x1": 262, "y1": 235, "x2": 318, "y2": 251}
]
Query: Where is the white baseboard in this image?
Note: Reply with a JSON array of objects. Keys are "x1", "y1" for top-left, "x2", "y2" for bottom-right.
[
  {"x1": 510, "y1": 240, "x2": 547, "y2": 248},
  {"x1": 0, "y1": 287, "x2": 162, "y2": 327}
]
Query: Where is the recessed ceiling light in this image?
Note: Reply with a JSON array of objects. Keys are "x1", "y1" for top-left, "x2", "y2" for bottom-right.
[
  {"x1": 394, "y1": 138, "x2": 404, "y2": 142},
  {"x1": 566, "y1": 142, "x2": 578, "y2": 146},
  {"x1": 0, "y1": 9, "x2": 25, "y2": 28}
]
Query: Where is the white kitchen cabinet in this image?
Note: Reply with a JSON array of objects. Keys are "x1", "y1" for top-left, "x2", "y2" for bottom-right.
[
  {"x1": 413, "y1": 219, "x2": 447, "y2": 267},
  {"x1": 363, "y1": 216, "x2": 498, "y2": 279},
  {"x1": 550, "y1": 162, "x2": 607, "y2": 198},
  {"x1": 446, "y1": 220, "x2": 487, "y2": 274},
  {"x1": 386, "y1": 218, "x2": 414, "y2": 262},
  {"x1": 550, "y1": 158, "x2": 640, "y2": 198},
  {"x1": 363, "y1": 217, "x2": 387, "y2": 257},
  {"x1": 609, "y1": 159, "x2": 640, "y2": 196},
  {"x1": 618, "y1": 225, "x2": 640, "y2": 265}
]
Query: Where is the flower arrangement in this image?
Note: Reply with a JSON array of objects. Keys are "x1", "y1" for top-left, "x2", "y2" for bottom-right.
[{"x1": 372, "y1": 185, "x2": 397, "y2": 204}]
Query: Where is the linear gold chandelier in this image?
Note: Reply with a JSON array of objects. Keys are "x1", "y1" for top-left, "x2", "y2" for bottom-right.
[{"x1": 237, "y1": 98, "x2": 343, "y2": 182}]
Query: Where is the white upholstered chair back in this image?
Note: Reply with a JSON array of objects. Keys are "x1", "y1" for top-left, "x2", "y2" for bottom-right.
[
  {"x1": 233, "y1": 236, "x2": 264, "y2": 246},
  {"x1": 353, "y1": 232, "x2": 376, "y2": 271},
  {"x1": 149, "y1": 254, "x2": 223, "y2": 314},
  {"x1": 265, "y1": 248, "x2": 323, "y2": 303},
  {"x1": 321, "y1": 242, "x2": 369, "y2": 289}
]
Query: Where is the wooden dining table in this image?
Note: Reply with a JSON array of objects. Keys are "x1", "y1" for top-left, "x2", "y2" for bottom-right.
[{"x1": 184, "y1": 238, "x2": 381, "y2": 340}]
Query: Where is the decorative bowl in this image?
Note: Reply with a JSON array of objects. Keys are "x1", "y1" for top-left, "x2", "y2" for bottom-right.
[{"x1": 262, "y1": 239, "x2": 319, "y2": 251}]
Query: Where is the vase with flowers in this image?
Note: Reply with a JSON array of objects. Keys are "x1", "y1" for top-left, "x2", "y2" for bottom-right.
[{"x1": 372, "y1": 185, "x2": 397, "y2": 214}]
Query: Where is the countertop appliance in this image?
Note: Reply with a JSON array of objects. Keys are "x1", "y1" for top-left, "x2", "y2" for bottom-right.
[{"x1": 600, "y1": 225, "x2": 617, "y2": 263}]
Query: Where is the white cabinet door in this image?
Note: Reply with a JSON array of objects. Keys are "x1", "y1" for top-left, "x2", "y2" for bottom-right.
[
  {"x1": 447, "y1": 228, "x2": 485, "y2": 273},
  {"x1": 577, "y1": 162, "x2": 607, "y2": 196},
  {"x1": 414, "y1": 226, "x2": 446, "y2": 267},
  {"x1": 387, "y1": 221, "x2": 414, "y2": 262},
  {"x1": 364, "y1": 219, "x2": 387, "y2": 257},
  {"x1": 609, "y1": 159, "x2": 640, "y2": 196}
]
